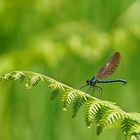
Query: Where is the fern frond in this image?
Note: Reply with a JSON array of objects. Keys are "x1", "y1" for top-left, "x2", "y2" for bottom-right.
[
  {"x1": 25, "y1": 75, "x2": 44, "y2": 89},
  {"x1": 84, "y1": 99, "x2": 102, "y2": 128},
  {"x1": 72, "y1": 93, "x2": 88, "y2": 118},
  {"x1": 0, "y1": 73, "x2": 13, "y2": 80},
  {"x1": 121, "y1": 114, "x2": 140, "y2": 140},
  {"x1": 61, "y1": 89, "x2": 79, "y2": 111},
  {"x1": 11, "y1": 71, "x2": 26, "y2": 81},
  {"x1": 95, "y1": 106, "x2": 112, "y2": 135},
  {"x1": 105, "y1": 110, "x2": 125, "y2": 126},
  {"x1": 92, "y1": 100, "x2": 127, "y2": 135},
  {"x1": 48, "y1": 78, "x2": 66, "y2": 91},
  {"x1": 50, "y1": 88, "x2": 60, "y2": 101},
  {"x1": 0, "y1": 70, "x2": 140, "y2": 140},
  {"x1": 96, "y1": 109, "x2": 126, "y2": 135}
]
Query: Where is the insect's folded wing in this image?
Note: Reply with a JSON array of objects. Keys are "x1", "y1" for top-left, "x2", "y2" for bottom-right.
[{"x1": 96, "y1": 52, "x2": 121, "y2": 79}]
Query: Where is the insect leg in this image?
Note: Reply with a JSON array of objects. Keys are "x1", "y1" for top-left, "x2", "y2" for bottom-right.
[
  {"x1": 95, "y1": 85, "x2": 102, "y2": 99},
  {"x1": 86, "y1": 86, "x2": 91, "y2": 93},
  {"x1": 91, "y1": 86, "x2": 95, "y2": 95}
]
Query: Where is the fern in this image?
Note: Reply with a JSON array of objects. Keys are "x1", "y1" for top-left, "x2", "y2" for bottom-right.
[
  {"x1": 25, "y1": 75, "x2": 44, "y2": 89},
  {"x1": 121, "y1": 113, "x2": 140, "y2": 140},
  {"x1": 48, "y1": 78, "x2": 66, "y2": 91},
  {"x1": 84, "y1": 99, "x2": 102, "y2": 128},
  {"x1": 62, "y1": 89, "x2": 79, "y2": 111},
  {"x1": 0, "y1": 70, "x2": 140, "y2": 140},
  {"x1": 50, "y1": 88, "x2": 60, "y2": 101},
  {"x1": 72, "y1": 93, "x2": 88, "y2": 118},
  {"x1": 11, "y1": 71, "x2": 25, "y2": 81},
  {"x1": 0, "y1": 72, "x2": 13, "y2": 80}
]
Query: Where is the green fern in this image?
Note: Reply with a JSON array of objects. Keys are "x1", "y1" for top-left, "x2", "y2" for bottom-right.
[
  {"x1": 13, "y1": 71, "x2": 24, "y2": 80},
  {"x1": 0, "y1": 72, "x2": 13, "y2": 80},
  {"x1": 72, "y1": 93, "x2": 88, "y2": 118},
  {"x1": 0, "y1": 70, "x2": 140, "y2": 140},
  {"x1": 95, "y1": 106, "x2": 111, "y2": 135},
  {"x1": 25, "y1": 75, "x2": 44, "y2": 89},
  {"x1": 61, "y1": 89, "x2": 79, "y2": 111},
  {"x1": 48, "y1": 78, "x2": 66, "y2": 91},
  {"x1": 121, "y1": 113, "x2": 140, "y2": 140},
  {"x1": 50, "y1": 88, "x2": 60, "y2": 101},
  {"x1": 84, "y1": 99, "x2": 102, "y2": 128}
]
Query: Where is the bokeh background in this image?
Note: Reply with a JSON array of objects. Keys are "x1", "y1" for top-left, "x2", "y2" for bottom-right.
[{"x1": 0, "y1": 0, "x2": 140, "y2": 140}]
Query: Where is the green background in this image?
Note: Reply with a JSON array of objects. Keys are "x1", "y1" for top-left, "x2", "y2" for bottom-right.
[{"x1": 0, "y1": 0, "x2": 140, "y2": 139}]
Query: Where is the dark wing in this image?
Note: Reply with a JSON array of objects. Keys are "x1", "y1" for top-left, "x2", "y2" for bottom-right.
[{"x1": 96, "y1": 52, "x2": 121, "y2": 79}]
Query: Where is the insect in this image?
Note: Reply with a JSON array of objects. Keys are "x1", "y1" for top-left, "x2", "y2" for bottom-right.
[{"x1": 80, "y1": 52, "x2": 127, "y2": 93}]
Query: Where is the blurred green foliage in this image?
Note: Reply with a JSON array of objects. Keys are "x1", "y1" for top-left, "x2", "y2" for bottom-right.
[{"x1": 0, "y1": 0, "x2": 140, "y2": 140}]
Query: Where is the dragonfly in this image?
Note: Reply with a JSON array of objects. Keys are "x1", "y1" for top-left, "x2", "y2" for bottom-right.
[{"x1": 80, "y1": 52, "x2": 127, "y2": 93}]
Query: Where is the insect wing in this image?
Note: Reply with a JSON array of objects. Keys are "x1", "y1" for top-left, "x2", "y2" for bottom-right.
[{"x1": 96, "y1": 52, "x2": 121, "y2": 79}]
